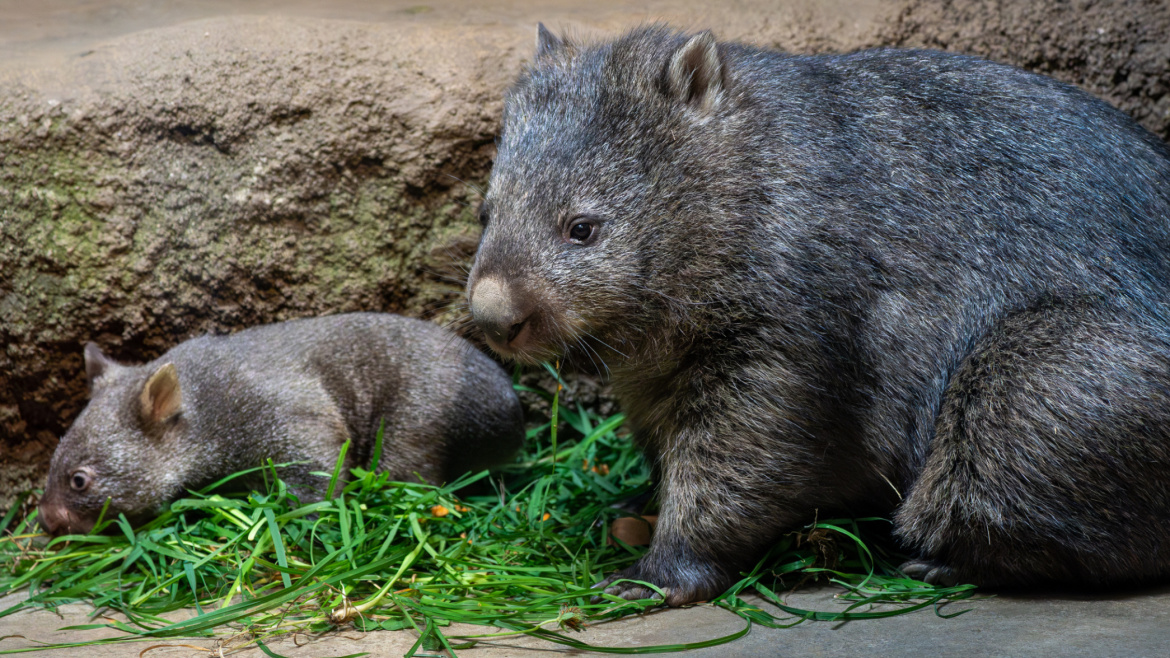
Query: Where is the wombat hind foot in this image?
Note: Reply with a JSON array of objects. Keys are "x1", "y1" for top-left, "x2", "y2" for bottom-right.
[{"x1": 899, "y1": 560, "x2": 959, "y2": 587}]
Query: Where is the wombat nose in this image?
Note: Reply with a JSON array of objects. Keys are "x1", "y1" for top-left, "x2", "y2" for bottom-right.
[
  {"x1": 38, "y1": 501, "x2": 69, "y2": 536},
  {"x1": 470, "y1": 276, "x2": 532, "y2": 352}
]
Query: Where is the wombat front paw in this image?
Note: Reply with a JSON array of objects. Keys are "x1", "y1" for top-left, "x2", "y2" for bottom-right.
[
  {"x1": 899, "y1": 559, "x2": 959, "y2": 586},
  {"x1": 591, "y1": 559, "x2": 728, "y2": 607},
  {"x1": 592, "y1": 572, "x2": 664, "y2": 604}
]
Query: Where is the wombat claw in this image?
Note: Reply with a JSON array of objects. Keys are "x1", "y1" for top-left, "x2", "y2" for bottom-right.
[
  {"x1": 591, "y1": 574, "x2": 666, "y2": 605},
  {"x1": 899, "y1": 560, "x2": 959, "y2": 587}
]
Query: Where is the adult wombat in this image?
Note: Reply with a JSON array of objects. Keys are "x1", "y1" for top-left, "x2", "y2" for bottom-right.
[
  {"x1": 39, "y1": 313, "x2": 524, "y2": 536},
  {"x1": 467, "y1": 25, "x2": 1170, "y2": 605}
]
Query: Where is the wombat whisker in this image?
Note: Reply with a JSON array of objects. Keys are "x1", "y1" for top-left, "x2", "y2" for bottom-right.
[
  {"x1": 436, "y1": 246, "x2": 474, "y2": 278},
  {"x1": 582, "y1": 331, "x2": 629, "y2": 360},
  {"x1": 439, "y1": 315, "x2": 474, "y2": 336},
  {"x1": 435, "y1": 298, "x2": 472, "y2": 316},
  {"x1": 584, "y1": 339, "x2": 612, "y2": 378},
  {"x1": 443, "y1": 173, "x2": 486, "y2": 200},
  {"x1": 573, "y1": 336, "x2": 608, "y2": 377},
  {"x1": 420, "y1": 265, "x2": 471, "y2": 287},
  {"x1": 437, "y1": 273, "x2": 472, "y2": 286},
  {"x1": 582, "y1": 337, "x2": 612, "y2": 374},
  {"x1": 432, "y1": 313, "x2": 467, "y2": 333}
]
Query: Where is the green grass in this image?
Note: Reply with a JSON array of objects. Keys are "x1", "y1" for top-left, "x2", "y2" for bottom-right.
[{"x1": 0, "y1": 369, "x2": 976, "y2": 656}]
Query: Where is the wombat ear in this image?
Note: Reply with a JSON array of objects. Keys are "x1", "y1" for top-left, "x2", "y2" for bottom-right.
[
  {"x1": 535, "y1": 22, "x2": 565, "y2": 59},
  {"x1": 83, "y1": 342, "x2": 114, "y2": 387},
  {"x1": 666, "y1": 31, "x2": 725, "y2": 112},
  {"x1": 140, "y1": 363, "x2": 182, "y2": 425}
]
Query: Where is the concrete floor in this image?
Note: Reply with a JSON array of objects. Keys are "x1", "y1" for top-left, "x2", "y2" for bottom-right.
[{"x1": 3, "y1": 583, "x2": 1170, "y2": 657}]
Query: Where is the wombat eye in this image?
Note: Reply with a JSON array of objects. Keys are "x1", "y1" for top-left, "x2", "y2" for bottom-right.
[
  {"x1": 70, "y1": 470, "x2": 91, "y2": 491},
  {"x1": 568, "y1": 221, "x2": 595, "y2": 243},
  {"x1": 477, "y1": 205, "x2": 490, "y2": 227}
]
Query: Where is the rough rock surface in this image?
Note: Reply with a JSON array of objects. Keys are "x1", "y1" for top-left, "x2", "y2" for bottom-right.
[
  {"x1": 2, "y1": 0, "x2": 1168, "y2": 508},
  {"x1": 880, "y1": 0, "x2": 1170, "y2": 142}
]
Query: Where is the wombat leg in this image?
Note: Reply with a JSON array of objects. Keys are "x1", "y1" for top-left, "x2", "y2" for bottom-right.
[
  {"x1": 594, "y1": 426, "x2": 795, "y2": 606},
  {"x1": 895, "y1": 299, "x2": 1170, "y2": 587}
]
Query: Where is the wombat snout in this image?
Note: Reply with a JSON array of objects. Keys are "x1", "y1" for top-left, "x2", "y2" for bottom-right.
[
  {"x1": 469, "y1": 276, "x2": 533, "y2": 354},
  {"x1": 37, "y1": 500, "x2": 73, "y2": 536}
]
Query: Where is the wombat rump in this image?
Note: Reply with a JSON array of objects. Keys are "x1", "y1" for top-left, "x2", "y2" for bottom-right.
[
  {"x1": 467, "y1": 25, "x2": 1170, "y2": 605},
  {"x1": 40, "y1": 313, "x2": 524, "y2": 536}
]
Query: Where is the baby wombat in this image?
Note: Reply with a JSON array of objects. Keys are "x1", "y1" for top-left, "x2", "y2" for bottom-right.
[
  {"x1": 39, "y1": 313, "x2": 524, "y2": 536},
  {"x1": 468, "y1": 25, "x2": 1170, "y2": 604}
]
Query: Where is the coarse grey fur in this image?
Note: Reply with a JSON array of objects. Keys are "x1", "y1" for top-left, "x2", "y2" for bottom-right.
[
  {"x1": 39, "y1": 313, "x2": 524, "y2": 536},
  {"x1": 467, "y1": 25, "x2": 1170, "y2": 605}
]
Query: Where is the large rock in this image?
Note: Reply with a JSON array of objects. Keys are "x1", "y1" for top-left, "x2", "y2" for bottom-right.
[
  {"x1": 0, "y1": 16, "x2": 530, "y2": 502},
  {"x1": 1, "y1": 0, "x2": 1167, "y2": 508}
]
